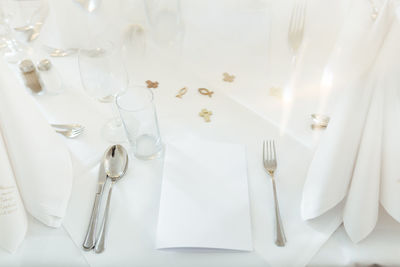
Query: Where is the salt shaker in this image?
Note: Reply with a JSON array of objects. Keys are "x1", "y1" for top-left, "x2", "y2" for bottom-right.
[{"x1": 19, "y1": 59, "x2": 43, "y2": 94}]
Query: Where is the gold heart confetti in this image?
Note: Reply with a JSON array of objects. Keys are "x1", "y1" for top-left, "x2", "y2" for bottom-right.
[
  {"x1": 176, "y1": 87, "x2": 188, "y2": 98},
  {"x1": 199, "y1": 108, "x2": 213, "y2": 122},
  {"x1": 146, "y1": 80, "x2": 159, "y2": 88},
  {"x1": 198, "y1": 88, "x2": 214, "y2": 98},
  {"x1": 223, "y1": 72, "x2": 235, "y2": 82}
]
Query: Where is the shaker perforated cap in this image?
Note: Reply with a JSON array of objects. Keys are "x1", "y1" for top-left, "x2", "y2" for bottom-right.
[
  {"x1": 37, "y1": 59, "x2": 51, "y2": 71},
  {"x1": 19, "y1": 59, "x2": 35, "y2": 73}
]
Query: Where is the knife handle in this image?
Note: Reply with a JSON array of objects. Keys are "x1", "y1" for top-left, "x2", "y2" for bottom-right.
[
  {"x1": 83, "y1": 193, "x2": 101, "y2": 250},
  {"x1": 94, "y1": 183, "x2": 114, "y2": 253}
]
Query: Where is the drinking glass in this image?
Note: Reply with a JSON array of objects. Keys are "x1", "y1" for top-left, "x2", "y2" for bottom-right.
[
  {"x1": 78, "y1": 40, "x2": 128, "y2": 141},
  {"x1": 116, "y1": 86, "x2": 163, "y2": 160}
]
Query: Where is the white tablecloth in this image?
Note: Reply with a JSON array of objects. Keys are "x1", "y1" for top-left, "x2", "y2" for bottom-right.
[{"x1": 1, "y1": 0, "x2": 400, "y2": 266}]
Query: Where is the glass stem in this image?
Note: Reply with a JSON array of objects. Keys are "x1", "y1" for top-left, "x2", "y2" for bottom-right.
[{"x1": 111, "y1": 97, "x2": 122, "y2": 127}]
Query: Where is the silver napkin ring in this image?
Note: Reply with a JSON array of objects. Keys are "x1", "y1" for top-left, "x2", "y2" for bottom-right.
[{"x1": 311, "y1": 114, "x2": 330, "y2": 130}]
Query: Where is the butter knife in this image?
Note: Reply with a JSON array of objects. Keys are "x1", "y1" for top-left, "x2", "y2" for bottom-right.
[{"x1": 83, "y1": 160, "x2": 107, "y2": 250}]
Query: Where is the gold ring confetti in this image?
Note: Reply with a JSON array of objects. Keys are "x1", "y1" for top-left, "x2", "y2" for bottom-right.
[
  {"x1": 146, "y1": 80, "x2": 159, "y2": 88},
  {"x1": 176, "y1": 87, "x2": 188, "y2": 98},
  {"x1": 223, "y1": 72, "x2": 235, "y2": 82},
  {"x1": 198, "y1": 88, "x2": 214, "y2": 98},
  {"x1": 199, "y1": 108, "x2": 213, "y2": 122}
]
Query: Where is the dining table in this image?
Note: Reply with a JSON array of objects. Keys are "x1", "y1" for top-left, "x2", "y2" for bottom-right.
[{"x1": 1, "y1": 0, "x2": 400, "y2": 266}]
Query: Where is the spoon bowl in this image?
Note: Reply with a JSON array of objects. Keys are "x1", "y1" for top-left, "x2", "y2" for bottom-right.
[{"x1": 104, "y1": 144, "x2": 129, "y2": 180}]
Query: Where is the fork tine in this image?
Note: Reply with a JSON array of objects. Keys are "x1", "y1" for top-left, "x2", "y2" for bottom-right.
[
  {"x1": 299, "y1": 0, "x2": 306, "y2": 37},
  {"x1": 263, "y1": 140, "x2": 266, "y2": 161},
  {"x1": 289, "y1": 2, "x2": 300, "y2": 38},
  {"x1": 272, "y1": 140, "x2": 277, "y2": 161},
  {"x1": 294, "y1": 2, "x2": 301, "y2": 33},
  {"x1": 288, "y1": 3, "x2": 297, "y2": 37}
]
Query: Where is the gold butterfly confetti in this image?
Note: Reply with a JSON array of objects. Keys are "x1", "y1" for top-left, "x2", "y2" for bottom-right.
[
  {"x1": 146, "y1": 80, "x2": 159, "y2": 88},
  {"x1": 223, "y1": 72, "x2": 235, "y2": 82}
]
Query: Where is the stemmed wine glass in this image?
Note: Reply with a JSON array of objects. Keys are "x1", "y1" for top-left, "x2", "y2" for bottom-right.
[
  {"x1": 121, "y1": 23, "x2": 147, "y2": 86},
  {"x1": 78, "y1": 39, "x2": 129, "y2": 142},
  {"x1": 0, "y1": 0, "x2": 48, "y2": 63},
  {"x1": 144, "y1": 0, "x2": 184, "y2": 51}
]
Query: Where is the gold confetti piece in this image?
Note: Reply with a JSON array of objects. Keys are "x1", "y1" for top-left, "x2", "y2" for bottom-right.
[
  {"x1": 199, "y1": 108, "x2": 213, "y2": 122},
  {"x1": 198, "y1": 88, "x2": 214, "y2": 98},
  {"x1": 176, "y1": 87, "x2": 188, "y2": 98},
  {"x1": 146, "y1": 80, "x2": 159, "y2": 88},
  {"x1": 269, "y1": 86, "x2": 282, "y2": 98},
  {"x1": 223, "y1": 72, "x2": 235, "y2": 82}
]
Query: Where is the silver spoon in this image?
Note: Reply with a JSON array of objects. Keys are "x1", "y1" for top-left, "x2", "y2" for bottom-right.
[{"x1": 94, "y1": 144, "x2": 128, "y2": 253}]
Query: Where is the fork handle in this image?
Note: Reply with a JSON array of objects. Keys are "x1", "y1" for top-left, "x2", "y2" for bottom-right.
[{"x1": 271, "y1": 178, "x2": 286, "y2": 247}]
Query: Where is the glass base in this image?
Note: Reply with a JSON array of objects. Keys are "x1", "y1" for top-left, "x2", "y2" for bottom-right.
[
  {"x1": 101, "y1": 118, "x2": 127, "y2": 143},
  {"x1": 133, "y1": 134, "x2": 164, "y2": 160}
]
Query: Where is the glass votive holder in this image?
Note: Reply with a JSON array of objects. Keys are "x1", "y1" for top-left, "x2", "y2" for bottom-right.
[{"x1": 116, "y1": 86, "x2": 163, "y2": 160}]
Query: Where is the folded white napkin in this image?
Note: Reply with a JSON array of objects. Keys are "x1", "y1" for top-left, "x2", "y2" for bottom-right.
[
  {"x1": 156, "y1": 138, "x2": 253, "y2": 251},
  {"x1": 379, "y1": 28, "x2": 400, "y2": 224},
  {"x1": 0, "y1": 61, "x2": 73, "y2": 252},
  {"x1": 0, "y1": 131, "x2": 27, "y2": 253},
  {"x1": 302, "y1": 0, "x2": 399, "y2": 243}
]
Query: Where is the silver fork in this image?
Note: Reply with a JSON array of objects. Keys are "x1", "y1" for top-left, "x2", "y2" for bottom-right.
[
  {"x1": 288, "y1": 0, "x2": 307, "y2": 64},
  {"x1": 51, "y1": 124, "x2": 85, "y2": 138},
  {"x1": 263, "y1": 140, "x2": 286, "y2": 247},
  {"x1": 43, "y1": 46, "x2": 79, "y2": 57},
  {"x1": 55, "y1": 128, "x2": 84, "y2": 138}
]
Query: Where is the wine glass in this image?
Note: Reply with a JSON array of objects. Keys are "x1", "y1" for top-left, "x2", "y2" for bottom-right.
[
  {"x1": 121, "y1": 23, "x2": 147, "y2": 86},
  {"x1": 78, "y1": 40, "x2": 129, "y2": 142},
  {"x1": 0, "y1": 0, "x2": 48, "y2": 62},
  {"x1": 144, "y1": 0, "x2": 184, "y2": 50}
]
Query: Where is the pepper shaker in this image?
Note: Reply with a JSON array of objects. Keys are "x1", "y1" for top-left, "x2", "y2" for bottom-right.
[{"x1": 19, "y1": 59, "x2": 43, "y2": 94}]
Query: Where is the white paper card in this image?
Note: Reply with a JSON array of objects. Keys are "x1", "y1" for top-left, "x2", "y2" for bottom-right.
[
  {"x1": 156, "y1": 139, "x2": 253, "y2": 251},
  {"x1": 397, "y1": 6, "x2": 400, "y2": 22}
]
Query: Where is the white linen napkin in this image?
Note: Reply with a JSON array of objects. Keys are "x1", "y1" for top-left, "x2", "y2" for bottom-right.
[
  {"x1": 342, "y1": 77, "x2": 383, "y2": 242},
  {"x1": 156, "y1": 138, "x2": 253, "y2": 251},
  {"x1": 379, "y1": 25, "x2": 400, "y2": 223},
  {"x1": 380, "y1": 83, "x2": 400, "y2": 221},
  {"x1": 301, "y1": 75, "x2": 374, "y2": 220},
  {"x1": 0, "y1": 131, "x2": 27, "y2": 253},
  {"x1": 301, "y1": 0, "x2": 398, "y2": 243},
  {"x1": 0, "y1": 61, "x2": 73, "y2": 229}
]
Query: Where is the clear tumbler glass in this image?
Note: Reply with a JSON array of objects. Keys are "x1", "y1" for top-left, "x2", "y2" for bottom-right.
[{"x1": 116, "y1": 86, "x2": 163, "y2": 160}]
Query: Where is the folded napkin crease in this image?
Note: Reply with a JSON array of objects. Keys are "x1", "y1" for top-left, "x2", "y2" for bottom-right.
[
  {"x1": 302, "y1": 0, "x2": 399, "y2": 243},
  {"x1": 0, "y1": 61, "x2": 73, "y2": 252}
]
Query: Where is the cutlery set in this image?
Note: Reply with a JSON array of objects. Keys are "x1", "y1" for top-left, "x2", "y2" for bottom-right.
[
  {"x1": 78, "y1": 141, "x2": 287, "y2": 252},
  {"x1": 83, "y1": 144, "x2": 128, "y2": 253}
]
